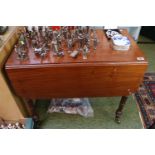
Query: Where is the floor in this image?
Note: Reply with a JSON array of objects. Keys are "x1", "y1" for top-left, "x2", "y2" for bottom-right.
[
  {"x1": 36, "y1": 35, "x2": 155, "y2": 129},
  {"x1": 138, "y1": 37, "x2": 155, "y2": 72}
]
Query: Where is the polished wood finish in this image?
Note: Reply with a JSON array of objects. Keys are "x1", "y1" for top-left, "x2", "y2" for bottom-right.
[
  {"x1": 5, "y1": 29, "x2": 148, "y2": 99},
  {"x1": 6, "y1": 64, "x2": 147, "y2": 99}
]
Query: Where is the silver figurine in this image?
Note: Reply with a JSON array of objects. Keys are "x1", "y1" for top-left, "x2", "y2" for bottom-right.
[
  {"x1": 15, "y1": 45, "x2": 28, "y2": 60},
  {"x1": 82, "y1": 45, "x2": 89, "y2": 59}
]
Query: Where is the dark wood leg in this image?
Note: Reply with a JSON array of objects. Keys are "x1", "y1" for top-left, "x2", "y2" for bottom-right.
[
  {"x1": 24, "y1": 99, "x2": 40, "y2": 128},
  {"x1": 115, "y1": 96, "x2": 128, "y2": 124},
  {"x1": 23, "y1": 99, "x2": 36, "y2": 117}
]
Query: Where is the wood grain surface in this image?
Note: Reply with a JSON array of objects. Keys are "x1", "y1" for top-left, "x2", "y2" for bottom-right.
[{"x1": 5, "y1": 29, "x2": 148, "y2": 99}]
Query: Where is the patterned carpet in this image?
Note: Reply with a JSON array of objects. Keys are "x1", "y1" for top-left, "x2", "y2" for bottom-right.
[{"x1": 135, "y1": 73, "x2": 155, "y2": 128}]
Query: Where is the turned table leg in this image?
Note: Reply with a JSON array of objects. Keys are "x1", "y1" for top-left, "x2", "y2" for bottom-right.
[{"x1": 115, "y1": 96, "x2": 128, "y2": 124}]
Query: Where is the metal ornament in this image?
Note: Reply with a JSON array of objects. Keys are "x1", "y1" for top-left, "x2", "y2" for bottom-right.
[
  {"x1": 78, "y1": 32, "x2": 84, "y2": 50},
  {"x1": 15, "y1": 45, "x2": 28, "y2": 60},
  {"x1": 93, "y1": 36, "x2": 98, "y2": 50},
  {"x1": 82, "y1": 45, "x2": 89, "y2": 59},
  {"x1": 52, "y1": 40, "x2": 64, "y2": 57},
  {"x1": 0, "y1": 121, "x2": 25, "y2": 129},
  {"x1": 70, "y1": 50, "x2": 79, "y2": 58}
]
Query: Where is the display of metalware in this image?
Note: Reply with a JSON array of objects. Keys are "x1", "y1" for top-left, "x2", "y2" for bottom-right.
[
  {"x1": 0, "y1": 117, "x2": 25, "y2": 129},
  {"x1": 14, "y1": 26, "x2": 100, "y2": 60}
]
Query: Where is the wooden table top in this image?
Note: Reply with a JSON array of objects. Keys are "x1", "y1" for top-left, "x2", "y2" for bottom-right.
[{"x1": 6, "y1": 29, "x2": 147, "y2": 68}]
